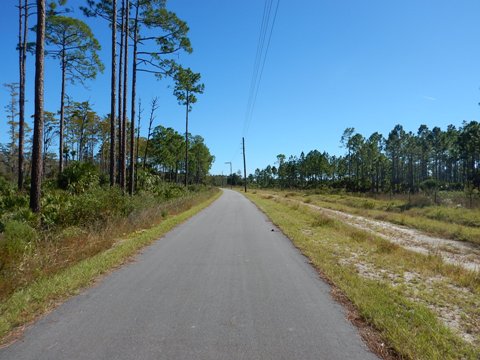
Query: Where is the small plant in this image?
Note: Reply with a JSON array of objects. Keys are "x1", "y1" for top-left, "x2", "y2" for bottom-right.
[
  {"x1": 1, "y1": 220, "x2": 37, "y2": 258},
  {"x1": 161, "y1": 209, "x2": 169, "y2": 218},
  {"x1": 349, "y1": 229, "x2": 370, "y2": 242},
  {"x1": 361, "y1": 200, "x2": 375, "y2": 209},
  {"x1": 289, "y1": 202, "x2": 300, "y2": 210},
  {"x1": 60, "y1": 226, "x2": 87, "y2": 240},
  {"x1": 311, "y1": 215, "x2": 335, "y2": 228},
  {"x1": 420, "y1": 179, "x2": 440, "y2": 205}
]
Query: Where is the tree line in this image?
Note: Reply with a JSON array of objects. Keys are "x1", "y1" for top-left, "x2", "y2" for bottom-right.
[
  {"x1": 250, "y1": 122, "x2": 480, "y2": 195},
  {"x1": 1, "y1": 0, "x2": 211, "y2": 213}
]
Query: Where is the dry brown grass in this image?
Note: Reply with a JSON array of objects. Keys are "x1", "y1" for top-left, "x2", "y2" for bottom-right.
[{"x1": 0, "y1": 190, "x2": 218, "y2": 301}]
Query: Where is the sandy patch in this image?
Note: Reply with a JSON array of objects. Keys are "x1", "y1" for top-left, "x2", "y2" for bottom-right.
[{"x1": 284, "y1": 196, "x2": 480, "y2": 272}]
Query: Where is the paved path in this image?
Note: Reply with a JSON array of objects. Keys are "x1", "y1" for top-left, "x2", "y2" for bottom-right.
[{"x1": 0, "y1": 189, "x2": 377, "y2": 360}]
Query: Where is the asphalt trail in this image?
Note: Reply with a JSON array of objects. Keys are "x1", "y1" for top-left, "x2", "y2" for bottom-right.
[{"x1": 0, "y1": 189, "x2": 377, "y2": 360}]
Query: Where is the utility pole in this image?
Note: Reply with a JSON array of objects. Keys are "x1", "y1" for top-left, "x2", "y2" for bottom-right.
[
  {"x1": 242, "y1": 137, "x2": 247, "y2": 193},
  {"x1": 225, "y1": 161, "x2": 232, "y2": 189}
]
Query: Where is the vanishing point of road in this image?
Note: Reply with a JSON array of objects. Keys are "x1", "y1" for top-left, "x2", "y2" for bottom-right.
[{"x1": 0, "y1": 189, "x2": 377, "y2": 360}]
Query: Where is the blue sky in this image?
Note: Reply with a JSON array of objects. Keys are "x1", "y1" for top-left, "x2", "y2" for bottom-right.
[{"x1": 1, "y1": 0, "x2": 480, "y2": 175}]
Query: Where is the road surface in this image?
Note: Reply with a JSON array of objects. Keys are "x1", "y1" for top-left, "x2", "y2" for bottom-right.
[{"x1": 0, "y1": 189, "x2": 377, "y2": 360}]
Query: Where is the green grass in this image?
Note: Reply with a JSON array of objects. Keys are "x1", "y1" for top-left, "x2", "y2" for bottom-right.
[
  {"x1": 0, "y1": 189, "x2": 221, "y2": 343},
  {"x1": 247, "y1": 192, "x2": 480, "y2": 359},
  {"x1": 264, "y1": 190, "x2": 480, "y2": 245}
]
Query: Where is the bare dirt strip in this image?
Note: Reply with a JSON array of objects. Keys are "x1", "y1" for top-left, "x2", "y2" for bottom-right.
[
  {"x1": 269, "y1": 195, "x2": 480, "y2": 345},
  {"x1": 282, "y1": 196, "x2": 480, "y2": 272}
]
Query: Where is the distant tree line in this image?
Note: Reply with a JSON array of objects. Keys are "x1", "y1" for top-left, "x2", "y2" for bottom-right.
[
  {"x1": 0, "y1": 96, "x2": 214, "y2": 187},
  {"x1": 1, "y1": 0, "x2": 209, "y2": 212},
  {"x1": 250, "y1": 122, "x2": 480, "y2": 194}
]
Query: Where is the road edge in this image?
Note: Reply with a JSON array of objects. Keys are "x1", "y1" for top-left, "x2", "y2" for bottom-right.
[
  {"x1": 0, "y1": 189, "x2": 223, "y2": 347},
  {"x1": 241, "y1": 190, "x2": 398, "y2": 360}
]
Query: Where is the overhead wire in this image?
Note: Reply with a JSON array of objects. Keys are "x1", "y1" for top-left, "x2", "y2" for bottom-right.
[
  {"x1": 226, "y1": 0, "x2": 280, "y2": 166},
  {"x1": 245, "y1": 0, "x2": 280, "y2": 135},
  {"x1": 242, "y1": 0, "x2": 280, "y2": 137},
  {"x1": 244, "y1": 0, "x2": 273, "y2": 134}
]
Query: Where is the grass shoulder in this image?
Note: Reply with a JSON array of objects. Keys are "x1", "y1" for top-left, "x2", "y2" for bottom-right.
[
  {"x1": 258, "y1": 189, "x2": 480, "y2": 245},
  {"x1": 0, "y1": 188, "x2": 221, "y2": 344},
  {"x1": 246, "y1": 191, "x2": 479, "y2": 359}
]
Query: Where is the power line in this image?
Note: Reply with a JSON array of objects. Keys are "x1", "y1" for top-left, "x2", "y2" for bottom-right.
[
  {"x1": 242, "y1": 0, "x2": 280, "y2": 137},
  {"x1": 243, "y1": 0, "x2": 272, "y2": 136},
  {"x1": 224, "y1": 1, "x2": 280, "y2": 172},
  {"x1": 245, "y1": 0, "x2": 280, "y2": 134},
  {"x1": 244, "y1": 0, "x2": 273, "y2": 131}
]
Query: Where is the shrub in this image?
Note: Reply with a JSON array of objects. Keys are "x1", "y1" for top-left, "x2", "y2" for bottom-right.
[
  {"x1": 58, "y1": 162, "x2": 100, "y2": 193},
  {"x1": 160, "y1": 184, "x2": 187, "y2": 200},
  {"x1": 0, "y1": 176, "x2": 14, "y2": 196},
  {"x1": 0, "y1": 220, "x2": 37, "y2": 257},
  {"x1": 136, "y1": 170, "x2": 163, "y2": 193},
  {"x1": 64, "y1": 188, "x2": 123, "y2": 226},
  {"x1": 404, "y1": 195, "x2": 433, "y2": 209},
  {"x1": 41, "y1": 191, "x2": 69, "y2": 227},
  {"x1": 0, "y1": 207, "x2": 38, "y2": 232},
  {"x1": 0, "y1": 178, "x2": 28, "y2": 212}
]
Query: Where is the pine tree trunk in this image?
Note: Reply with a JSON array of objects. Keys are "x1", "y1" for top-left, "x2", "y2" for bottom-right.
[
  {"x1": 128, "y1": 2, "x2": 138, "y2": 195},
  {"x1": 18, "y1": 0, "x2": 27, "y2": 190},
  {"x1": 110, "y1": 0, "x2": 117, "y2": 186},
  {"x1": 117, "y1": 0, "x2": 124, "y2": 186},
  {"x1": 121, "y1": 0, "x2": 129, "y2": 192},
  {"x1": 184, "y1": 92, "x2": 189, "y2": 186},
  {"x1": 143, "y1": 98, "x2": 157, "y2": 169},
  {"x1": 59, "y1": 48, "x2": 66, "y2": 173},
  {"x1": 135, "y1": 101, "x2": 141, "y2": 187},
  {"x1": 30, "y1": 0, "x2": 45, "y2": 213}
]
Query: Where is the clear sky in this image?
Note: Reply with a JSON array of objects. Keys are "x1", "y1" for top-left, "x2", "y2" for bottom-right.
[{"x1": 1, "y1": 0, "x2": 480, "y2": 176}]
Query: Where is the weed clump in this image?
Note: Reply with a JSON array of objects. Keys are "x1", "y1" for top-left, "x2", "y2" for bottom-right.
[
  {"x1": 311, "y1": 215, "x2": 335, "y2": 228},
  {"x1": 349, "y1": 229, "x2": 370, "y2": 243},
  {"x1": 1, "y1": 220, "x2": 37, "y2": 258}
]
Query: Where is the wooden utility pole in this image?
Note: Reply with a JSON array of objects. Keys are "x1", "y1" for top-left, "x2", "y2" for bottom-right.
[
  {"x1": 225, "y1": 161, "x2": 232, "y2": 189},
  {"x1": 242, "y1": 137, "x2": 247, "y2": 193}
]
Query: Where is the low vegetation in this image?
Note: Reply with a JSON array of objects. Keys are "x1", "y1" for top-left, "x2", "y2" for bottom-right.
[
  {"x1": 0, "y1": 163, "x2": 217, "y2": 302},
  {"x1": 0, "y1": 186, "x2": 220, "y2": 343},
  {"x1": 246, "y1": 192, "x2": 480, "y2": 359},
  {"x1": 259, "y1": 189, "x2": 480, "y2": 246}
]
